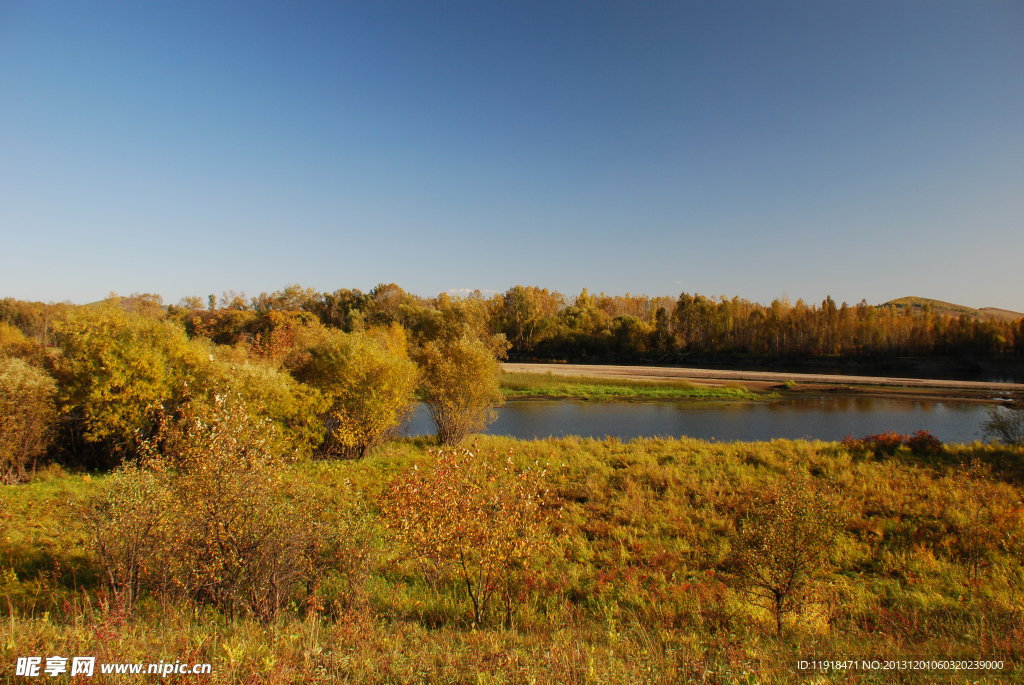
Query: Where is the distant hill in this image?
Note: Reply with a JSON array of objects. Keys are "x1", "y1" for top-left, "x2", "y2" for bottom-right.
[{"x1": 885, "y1": 297, "x2": 1023, "y2": 322}]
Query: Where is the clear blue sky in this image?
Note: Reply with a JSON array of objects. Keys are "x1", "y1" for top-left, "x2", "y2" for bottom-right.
[{"x1": 2, "y1": 1, "x2": 1022, "y2": 310}]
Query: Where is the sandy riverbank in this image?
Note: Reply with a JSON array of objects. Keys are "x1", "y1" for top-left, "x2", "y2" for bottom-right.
[{"x1": 502, "y1": 362, "x2": 1024, "y2": 403}]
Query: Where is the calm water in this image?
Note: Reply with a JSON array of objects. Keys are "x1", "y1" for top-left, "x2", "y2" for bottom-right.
[{"x1": 403, "y1": 399, "x2": 991, "y2": 444}]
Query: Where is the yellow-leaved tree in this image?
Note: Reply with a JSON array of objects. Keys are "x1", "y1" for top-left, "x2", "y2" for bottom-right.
[
  {"x1": 413, "y1": 334, "x2": 505, "y2": 445},
  {"x1": 288, "y1": 324, "x2": 419, "y2": 458},
  {"x1": 48, "y1": 300, "x2": 207, "y2": 461}
]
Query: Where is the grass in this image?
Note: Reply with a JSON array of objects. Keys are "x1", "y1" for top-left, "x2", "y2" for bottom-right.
[
  {"x1": 500, "y1": 371, "x2": 765, "y2": 401},
  {"x1": 2, "y1": 436, "x2": 1024, "y2": 683}
]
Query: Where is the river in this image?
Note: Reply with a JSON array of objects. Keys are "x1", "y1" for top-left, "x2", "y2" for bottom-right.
[{"x1": 403, "y1": 398, "x2": 992, "y2": 444}]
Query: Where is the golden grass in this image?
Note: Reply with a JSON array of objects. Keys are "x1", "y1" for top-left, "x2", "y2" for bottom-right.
[{"x1": 2, "y1": 435, "x2": 1023, "y2": 683}]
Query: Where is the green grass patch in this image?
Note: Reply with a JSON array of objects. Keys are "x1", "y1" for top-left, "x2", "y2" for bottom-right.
[{"x1": 500, "y1": 371, "x2": 764, "y2": 401}]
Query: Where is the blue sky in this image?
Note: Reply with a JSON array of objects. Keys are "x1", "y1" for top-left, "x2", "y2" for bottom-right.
[{"x1": 2, "y1": 1, "x2": 1022, "y2": 309}]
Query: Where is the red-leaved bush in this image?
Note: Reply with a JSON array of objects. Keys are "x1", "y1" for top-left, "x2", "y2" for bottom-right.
[{"x1": 841, "y1": 430, "x2": 942, "y2": 456}]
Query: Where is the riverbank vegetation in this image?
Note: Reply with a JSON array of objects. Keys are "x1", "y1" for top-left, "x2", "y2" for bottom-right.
[
  {"x1": 500, "y1": 370, "x2": 763, "y2": 401},
  {"x1": 0, "y1": 288, "x2": 512, "y2": 472}
]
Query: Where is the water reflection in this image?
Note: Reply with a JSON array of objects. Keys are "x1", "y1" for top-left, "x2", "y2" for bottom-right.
[{"x1": 401, "y1": 398, "x2": 988, "y2": 444}]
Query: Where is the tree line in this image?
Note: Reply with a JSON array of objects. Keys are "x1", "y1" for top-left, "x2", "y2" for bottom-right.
[
  {"x1": 4, "y1": 283, "x2": 1021, "y2": 373},
  {"x1": 6, "y1": 283, "x2": 1007, "y2": 361},
  {"x1": 3, "y1": 282, "x2": 1021, "y2": 476},
  {"x1": 188, "y1": 284, "x2": 1024, "y2": 360}
]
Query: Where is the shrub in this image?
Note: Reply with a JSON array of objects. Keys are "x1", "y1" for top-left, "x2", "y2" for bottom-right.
[
  {"x1": 0, "y1": 357, "x2": 57, "y2": 483},
  {"x1": 952, "y1": 457, "x2": 1002, "y2": 582},
  {"x1": 209, "y1": 353, "x2": 328, "y2": 458},
  {"x1": 981, "y1": 405, "x2": 1024, "y2": 446},
  {"x1": 288, "y1": 325, "x2": 419, "y2": 458},
  {"x1": 0, "y1": 323, "x2": 43, "y2": 363},
  {"x1": 81, "y1": 466, "x2": 169, "y2": 615},
  {"x1": 48, "y1": 303, "x2": 208, "y2": 460},
  {"x1": 380, "y1": 447, "x2": 552, "y2": 626},
  {"x1": 315, "y1": 481, "x2": 380, "y2": 614},
  {"x1": 905, "y1": 429, "x2": 943, "y2": 454},
  {"x1": 414, "y1": 335, "x2": 505, "y2": 445},
  {"x1": 86, "y1": 393, "x2": 322, "y2": 621},
  {"x1": 724, "y1": 476, "x2": 842, "y2": 635},
  {"x1": 841, "y1": 430, "x2": 943, "y2": 457},
  {"x1": 147, "y1": 394, "x2": 318, "y2": 620}
]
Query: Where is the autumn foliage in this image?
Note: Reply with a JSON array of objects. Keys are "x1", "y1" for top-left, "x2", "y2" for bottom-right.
[
  {"x1": 86, "y1": 393, "x2": 321, "y2": 621},
  {"x1": 841, "y1": 429, "x2": 943, "y2": 456},
  {"x1": 724, "y1": 477, "x2": 842, "y2": 635},
  {"x1": 288, "y1": 324, "x2": 419, "y2": 458},
  {"x1": 414, "y1": 335, "x2": 506, "y2": 445},
  {"x1": 0, "y1": 357, "x2": 57, "y2": 483},
  {"x1": 380, "y1": 447, "x2": 553, "y2": 626}
]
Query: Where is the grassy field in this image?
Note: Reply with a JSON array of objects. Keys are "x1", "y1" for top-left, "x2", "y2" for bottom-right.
[
  {"x1": 2, "y1": 435, "x2": 1023, "y2": 683},
  {"x1": 500, "y1": 370, "x2": 764, "y2": 401}
]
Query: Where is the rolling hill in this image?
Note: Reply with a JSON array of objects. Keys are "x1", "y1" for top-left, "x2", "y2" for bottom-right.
[{"x1": 885, "y1": 297, "x2": 1023, "y2": 322}]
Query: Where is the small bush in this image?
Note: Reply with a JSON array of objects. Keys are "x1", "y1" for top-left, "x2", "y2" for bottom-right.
[
  {"x1": 724, "y1": 476, "x2": 842, "y2": 635},
  {"x1": 381, "y1": 447, "x2": 552, "y2": 626},
  {"x1": 86, "y1": 393, "x2": 323, "y2": 621},
  {"x1": 841, "y1": 430, "x2": 942, "y2": 457},
  {"x1": 0, "y1": 357, "x2": 57, "y2": 483},
  {"x1": 905, "y1": 429, "x2": 943, "y2": 454},
  {"x1": 81, "y1": 466, "x2": 169, "y2": 615},
  {"x1": 148, "y1": 394, "x2": 318, "y2": 620},
  {"x1": 981, "y1": 405, "x2": 1024, "y2": 446}
]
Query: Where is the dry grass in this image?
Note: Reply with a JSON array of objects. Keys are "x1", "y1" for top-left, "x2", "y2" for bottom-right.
[{"x1": 2, "y1": 435, "x2": 1023, "y2": 683}]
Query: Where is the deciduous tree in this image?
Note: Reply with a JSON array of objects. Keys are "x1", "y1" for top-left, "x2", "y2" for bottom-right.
[
  {"x1": 414, "y1": 334, "x2": 505, "y2": 445},
  {"x1": 725, "y1": 477, "x2": 842, "y2": 635},
  {"x1": 289, "y1": 325, "x2": 418, "y2": 457},
  {"x1": 381, "y1": 447, "x2": 551, "y2": 626}
]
